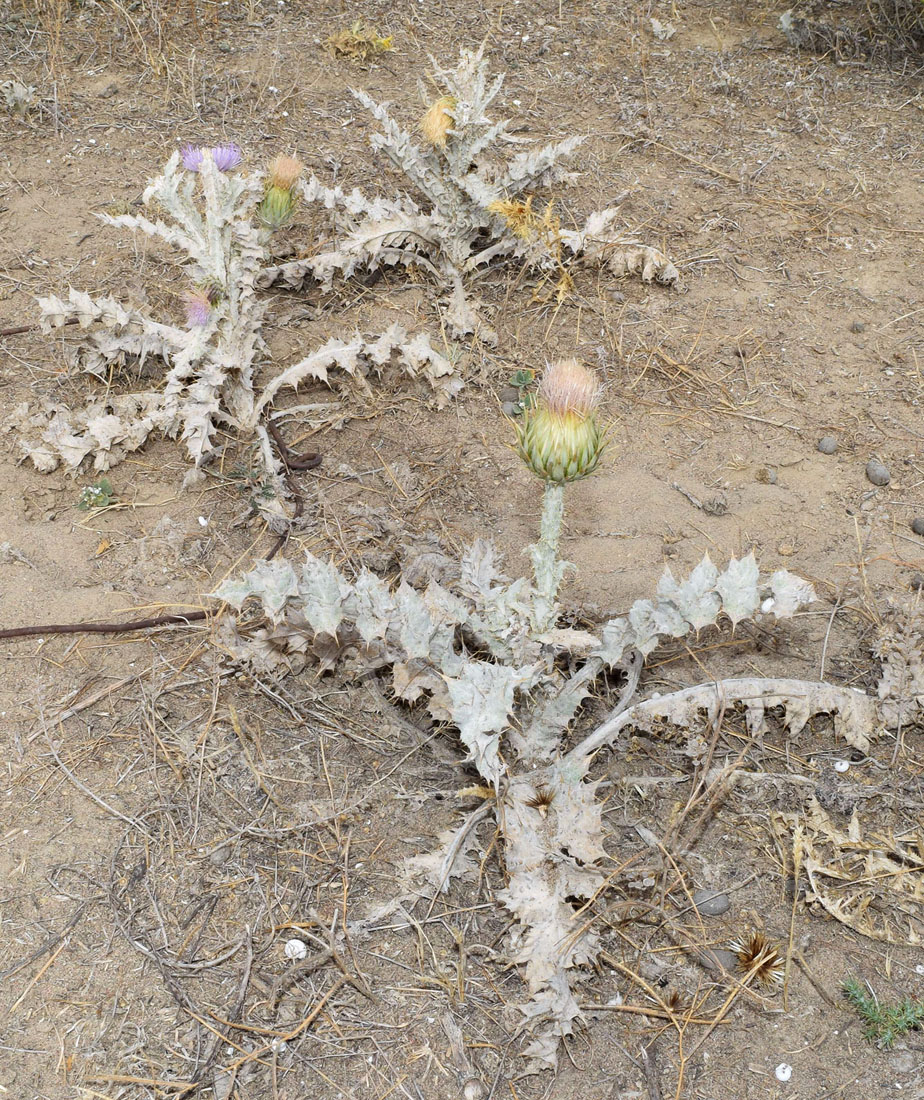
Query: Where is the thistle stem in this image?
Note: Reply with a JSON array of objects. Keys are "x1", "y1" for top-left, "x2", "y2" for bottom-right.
[{"x1": 530, "y1": 480, "x2": 566, "y2": 632}]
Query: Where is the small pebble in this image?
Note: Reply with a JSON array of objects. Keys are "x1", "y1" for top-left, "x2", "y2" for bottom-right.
[
  {"x1": 755, "y1": 466, "x2": 777, "y2": 484},
  {"x1": 501, "y1": 400, "x2": 522, "y2": 417},
  {"x1": 816, "y1": 436, "x2": 837, "y2": 455},
  {"x1": 498, "y1": 386, "x2": 520, "y2": 403},
  {"x1": 775, "y1": 1062, "x2": 793, "y2": 1083},
  {"x1": 833, "y1": 760, "x2": 850, "y2": 773},
  {"x1": 865, "y1": 458, "x2": 890, "y2": 487},
  {"x1": 708, "y1": 947, "x2": 739, "y2": 971},
  {"x1": 911, "y1": 517, "x2": 924, "y2": 537},
  {"x1": 849, "y1": 320, "x2": 866, "y2": 333},
  {"x1": 284, "y1": 938, "x2": 308, "y2": 960},
  {"x1": 911, "y1": 574, "x2": 924, "y2": 592},
  {"x1": 692, "y1": 888, "x2": 731, "y2": 916}
]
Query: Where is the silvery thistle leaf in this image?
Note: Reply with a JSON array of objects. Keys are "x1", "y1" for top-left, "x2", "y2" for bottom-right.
[
  {"x1": 627, "y1": 601, "x2": 662, "y2": 656},
  {"x1": 658, "y1": 554, "x2": 721, "y2": 631},
  {"x1": 394, "y1": 581, "x2": 441, "y2": 660},
  {"x1": 444, "y1": 661, "x2": 535, "y2": 784},
  {"x1": 768, "y1": 570, "x2": 817, "y2": 617},
  {"x1": 298, "y1": 556, "x2": 350, "y2": 637},
  {"x1": 592, "y1": 617, "x2": 633, "y2": 667},
  {"x1": 213, "y1": 558, "x2": 299, "y2": 623},
  {"x1": 715, "y1": 553, "x2": 761, "y2": 626},
  {"x1": 349, "y1": 570, "x2": 396, "y2": 643}
]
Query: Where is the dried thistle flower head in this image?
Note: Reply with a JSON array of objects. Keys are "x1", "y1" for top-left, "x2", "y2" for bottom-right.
[
  {"x1": 489, "y1": 196, "x2": 536, "y2": 240},
  {"x1": 514, "y1": 358, "x2": 605, "y2": 484},
  {"x1": 730, "y1": 931, "x2": 784, "y2": 988},
  {"x1": 420, "y1": 95, "x2": 456, "y2": 147},
  {"x1": 258, "y1": 156, "x2": 303, "y2": 230},
  {"x1": 524, "y1": 784, "x2": 555, "y2": 817},
  {"x1": 327, "y1": 19, "x2": 394, "y2": 60},
  {"x1": 267, "y1": 154, "x2": 303, "y2": 191}
]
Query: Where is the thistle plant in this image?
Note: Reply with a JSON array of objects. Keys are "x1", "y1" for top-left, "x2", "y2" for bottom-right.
[
  {"x1": 10, "y1": 147, "x2": 458, "y2": 514},
  {"x1": 214, "y1": 357, "x2": 887, "y2": 1071},
  {"x1": 1, "y1": 78, "x2": 36, "y2": 118},
  {"x1": 261, "y1": 46, "x2": 679, "y2": 339}
]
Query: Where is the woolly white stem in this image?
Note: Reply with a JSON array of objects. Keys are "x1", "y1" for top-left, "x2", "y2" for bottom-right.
[{"x1": 529, "y1": 481, "x2": 567, "y2": 633}]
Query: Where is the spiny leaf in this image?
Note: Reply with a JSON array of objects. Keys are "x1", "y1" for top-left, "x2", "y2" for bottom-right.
[
  {"x1": 213, "y1": 558, "x2": 299, "y2": 624},
  {"x1": 715, "y1": 553, "x2": 761, "y2": 626}
]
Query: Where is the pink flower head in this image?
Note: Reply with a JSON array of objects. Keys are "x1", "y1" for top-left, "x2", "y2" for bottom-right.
[
  {"x1": 180, "y1": 143, "x2": 205, "y2": 172},
  {"x1": 184, "y1": 287, "x2": 213, "y2": 327},
  {"x1": 210, "y1": 143, "x2": 242, "y2": 172},
  {"x1": 180, "y1": 142, "x2": 242, "y2": 173},
  {"x1": 538, "y1": 358, "x2": 600, "y2": 419}
]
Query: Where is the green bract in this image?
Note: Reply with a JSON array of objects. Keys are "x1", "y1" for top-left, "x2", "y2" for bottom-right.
[
  {"x1": 515, "y1": 406, "x2": 605, "y2": 484},
  {"x1": 258, "y1": 184, "x2": 297, "y2": 230}
]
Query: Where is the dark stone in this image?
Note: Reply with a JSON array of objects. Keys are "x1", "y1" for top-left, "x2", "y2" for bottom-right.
[
  {"x1": 692, "y1": 888, "x2": 731, "y2": 916},
  {"x1": 865, "y1": 459, "x2": 890, "y2": 486}
]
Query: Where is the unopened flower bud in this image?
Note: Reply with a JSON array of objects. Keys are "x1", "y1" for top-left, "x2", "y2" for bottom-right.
[
  {"x1": 420, "y1": 95, "x2": 456, "y2": 147},
  {"x1": 514, "y1": 358, "x2": 605, "y2": 483},
  {"x1": 258, "y1": 184, "x2": 298, "y2": 229}
]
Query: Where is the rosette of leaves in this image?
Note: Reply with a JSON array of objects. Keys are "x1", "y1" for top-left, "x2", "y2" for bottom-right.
[
  {"x1": 10, "y1": 150, "x2": 459, "y2": 511},
  {"x1": 261, "y1": 45, "x2": 679, "y2": 340},
  {"x1": 212, "y1": 360, "x2": 867, "y2": 1072}
]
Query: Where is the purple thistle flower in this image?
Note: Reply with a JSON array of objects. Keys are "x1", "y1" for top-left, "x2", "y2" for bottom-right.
[
  {"x1": 210, "y1": 143, "x2": 242, "y2": 172},
  {"x1": 180, "y1": 142, "x2": 242, "y2": 173},
  {"x1": 180, "y1": 143, "x2": 205, "y2": 172},
  {"x1": 184, "y1": 288, "x2": 213, "y2": 328}
]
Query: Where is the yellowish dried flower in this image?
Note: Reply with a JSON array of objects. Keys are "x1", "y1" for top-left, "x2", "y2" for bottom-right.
[
  {"x1": 327, "y1": 20, "x2": 394, "y2": 61},
  {"x1": 267, "y1": 154, "x2": 303, "y2": 191},
  {"x1": 488, "y1": 196, "x2": 536, "y2": 240},
  {"x1": 514, "y1": 359, "x2": 605, "y2": 484},
  {"x1": 420, "y1": 95, "x2": 456, "y2": 147}
]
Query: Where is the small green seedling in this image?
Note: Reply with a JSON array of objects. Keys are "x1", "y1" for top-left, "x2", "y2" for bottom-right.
[
  {"x1": 77, "y1": 477, "x2": 116, "y2": 511},
  {"x1": 509, "y1": 367, "x2": 537, "y2": 414},
  {"x1": 843, "y1": 977, "x2": 924, "y2": 1048}
]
